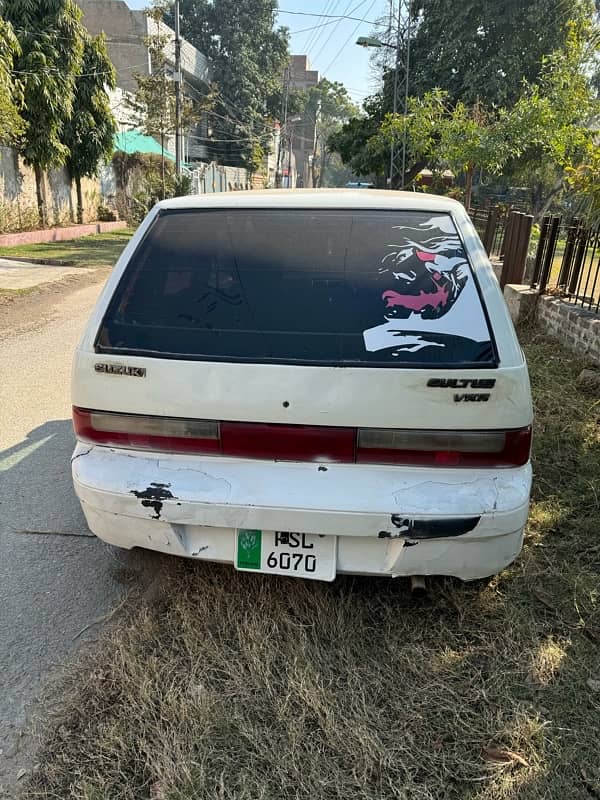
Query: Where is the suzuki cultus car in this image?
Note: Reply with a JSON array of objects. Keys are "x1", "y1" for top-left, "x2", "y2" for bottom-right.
[{"x1": 72, "y1": 190, "x2": 533, "y2": 582}]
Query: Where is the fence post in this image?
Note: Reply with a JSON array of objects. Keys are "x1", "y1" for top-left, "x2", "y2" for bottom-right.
[
  {"x1": 500, "y1": 213, "x2": 534, "y2": 288},
  {"x1": 482, "y1": 207, "x2": 498, "y2": 255},
  {"x1": 513, "y1": 214, "x2": 534, "y2": 284},
  {"x1": 538, "y1": 215, "x2": 561, "y2": 293},
  {"x1": 557, "y1": 218, "x2": 579, "y2": 288},
  {"x1": 568, "y1": 225, "x2": 589, "y2": 295},
  {"x1": 500, "y1": 211, "x2": 523, "y2": 289},
  {"x1": 531, "y1": 215, "x2": 551, "y2": 287},
  {"x1": 499, "y1": 212, "x2": 515, "y2": 287}
]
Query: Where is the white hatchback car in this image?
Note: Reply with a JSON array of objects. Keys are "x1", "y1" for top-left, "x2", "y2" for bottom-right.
[{"x1": 72, "y1": 190, "x2": 533, "y2": 582}]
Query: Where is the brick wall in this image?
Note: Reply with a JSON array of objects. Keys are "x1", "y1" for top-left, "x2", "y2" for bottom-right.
[{"x1": 536, "y1": 295, "x2": 600, "y2": 365}]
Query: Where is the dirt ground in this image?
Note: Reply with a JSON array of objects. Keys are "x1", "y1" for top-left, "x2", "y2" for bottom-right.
[
  {"x1": 18, "y1": 329, "x2": 600, "y2": 800},
  {"x1": 0, "y1": 268, "x2": 110, "y2": 339}
]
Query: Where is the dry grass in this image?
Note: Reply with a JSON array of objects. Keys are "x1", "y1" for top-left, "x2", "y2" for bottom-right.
[{"x1": 23, "y1": 332, "x2": 600, "y2": 800}]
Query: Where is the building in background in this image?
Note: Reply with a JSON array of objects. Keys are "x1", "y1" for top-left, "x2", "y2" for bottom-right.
[
  {"x1": 285, "y1": 55, "x2": 319, "y2": 188},
  {"x1": 76, "y1": 0, "x2": 212, "y2": 162}
]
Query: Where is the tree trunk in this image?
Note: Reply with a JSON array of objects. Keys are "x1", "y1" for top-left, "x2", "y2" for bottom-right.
[
  {"x1": 535, "y1": 178, "x2": 564, "y2": 222},
  {"x1": 464, "y1": 164, "x2": 474, "y2": 211},
  {"x1": 399, "y1": 160, "x2": 427, "y2": 189},
  {"x1": 34, "y1": 165, "x2": 47, "y2": 228},
  {"x1": 75, "y1": 175, "x2": 83, "y2": 225}
]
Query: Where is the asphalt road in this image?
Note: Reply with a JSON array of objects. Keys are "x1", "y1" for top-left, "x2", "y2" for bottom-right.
[{"x1": 0, "y1": 277, "x2": 157, "y2": 792}]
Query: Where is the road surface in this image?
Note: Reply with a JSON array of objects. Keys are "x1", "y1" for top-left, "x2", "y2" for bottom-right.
[{"x1": 0, "y1": 275, "x2": 157, "y2": 793}]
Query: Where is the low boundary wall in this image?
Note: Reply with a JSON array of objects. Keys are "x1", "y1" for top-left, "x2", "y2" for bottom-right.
[
  {"x1": 0, "y1": 220, "x2": 127, "y2": 248},
  {"x1": 504, "y1": 284, "x2": 600, "y2": 365}
]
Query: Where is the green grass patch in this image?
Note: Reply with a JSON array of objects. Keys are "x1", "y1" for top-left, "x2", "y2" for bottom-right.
[
  {"x1": 23, "y1": 332, "x2": 600, "y2": 800},
  {"x1": 0, "y1": 230, "x2": 134, "y2": 268}
]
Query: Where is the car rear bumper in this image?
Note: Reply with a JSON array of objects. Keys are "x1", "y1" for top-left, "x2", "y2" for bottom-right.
[{"x1": 72, "y1": 443, "x2": 532, "y2": 580}]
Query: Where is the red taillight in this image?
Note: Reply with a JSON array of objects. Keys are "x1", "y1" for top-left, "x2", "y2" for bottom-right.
[
  {"x1": 220, "y1": 421, "x2": 355, "y2": 463},
  {"x1": 72, "y1": 408, "x2": 220, "y2": 455},
  {"x1": 356, "y1": 426, "x2": 532, "y2": 467},
  {"x1": 73, "y1": 408, "x2": 531, "y2": 468}
]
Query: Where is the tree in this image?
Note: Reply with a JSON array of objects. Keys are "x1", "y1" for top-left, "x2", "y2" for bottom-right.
[
  {"x1": 171, "y1": 0, "x2": 289, "y2": 170},
  {"x1": 491, "y1": 19, "x2": 599, "y2": 216},
  {"x1": 565, "y1": 146, "x2": 600, "y2": 225},
  {"x1": 64, "y1": 34, "x2": 117, "y2": 224},
  {"x1": 305, "y1": 80, "x2": 357, "y2": 187},
  {"x1": 0, "y1": 17, "x2": 23, "y2": 144},
  {"x1": 3, "y1": 0, "x2": 85, "y2": 226},
  {"x1": 130, "y1": 8, "x2": 176, "y2": 198},
  {"x1": 328, "y1": 95, "x2": 389, "y2": 184},
  {"x1": 334, "y1": 11, "x2": 599, "y2": 207},
  {"x1": 289, "y1": 79, "x2": 357, "y2": 186},
  {"x1": 408, "y1": 0, "x2": 594, "y2": 108},
  {"x1": 129, "y1": 6, "x2": 202, "y2": 198}
]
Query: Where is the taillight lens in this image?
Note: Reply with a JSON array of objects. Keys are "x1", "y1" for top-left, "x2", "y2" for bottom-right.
[
  {"x1": 73, "y1": 408, "x2": 531, "y2": 468},
  {"x1": 220, "y1": 421, "x2": 355, "y2": 463},
  {"x1": 72, "y1": 407, "x2": 220, "y2": 455},
  {"x1": 356, "y1": 426, "x2": 531, "y2": 467}
]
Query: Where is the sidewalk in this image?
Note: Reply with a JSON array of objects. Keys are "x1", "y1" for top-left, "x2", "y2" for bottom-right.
[{"x1": 0, "y1": 258, "x2": 94, "y2": 292}]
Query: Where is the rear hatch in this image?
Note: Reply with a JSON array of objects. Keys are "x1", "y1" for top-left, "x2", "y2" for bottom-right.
[{"x1": 73, "y1": 204, "x2": 532, "y2": 467}]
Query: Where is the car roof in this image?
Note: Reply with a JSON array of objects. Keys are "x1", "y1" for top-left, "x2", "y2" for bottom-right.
[{"x1": 156, "y1": 189, "x2": 464, "y2": 213}]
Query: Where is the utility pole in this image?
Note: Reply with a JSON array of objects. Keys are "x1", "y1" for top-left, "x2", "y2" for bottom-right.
[
  {"x1": 276, "y1": 66, "x2": 290, "y2": 188},
  {"x1": 174, "y1": 0, "x2": 182, "y2": 176},
  {"x1": 356, "y1": 0, "x2": 413, "y2": 188},
  {"x1": 389, "y1": 0, "x2": 413, "y2": 189}
]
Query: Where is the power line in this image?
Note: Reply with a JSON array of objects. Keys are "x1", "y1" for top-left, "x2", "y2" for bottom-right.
[
  {"x1": 312, "y1": 0, "x2": 370, "y2": 65},
  {"x1": 302, "y1": 0, "x2": 338, "y2": 54},
  {"x1": 279, "y1": 9, "x2": 378, "y2": 24},
  {"x1": 322, "y1": 0, "x2": 379, "y2": 74}
]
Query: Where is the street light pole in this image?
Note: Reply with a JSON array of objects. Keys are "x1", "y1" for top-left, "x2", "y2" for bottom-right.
[
  {"x1": 357, "y1": 0, "x2": 413, "y2": 189},
  {"x1": 174, "y1": 0, "x2": 182, "y2": 177}
]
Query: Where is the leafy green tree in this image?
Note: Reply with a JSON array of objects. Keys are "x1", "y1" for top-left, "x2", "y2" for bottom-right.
[
  {"x1": 334, "y1": 0, "x2": 596, "y2": 193},
  {"x1": 335, "y1": 14, "x2": 598, "y2": 208},
  {"x1": 289, "y1": 79, "x2": 357, "y2": 186},
  {"x1": 497, "y1": 21, "x2": 598, "y2": 215},
  {"x1": 328, "y1": 95, "x2": 389, "y2": 183},
  {"x1": 3, "y1": 0, "x2": 85, "y2": 225},
  {"x1": 0, "y1": 17, "x2": 23, "y2": 144},
  {"x1": 306, "y1": 80, "x2": 357, "y2": 187},
  {"x1": 172, "y1": 0, "x2": 289, "y2": 169},
  {"x1": 565, "y1": 145, "x2": 600, "y2": 224},
  {"x1": 408, "y1": 0, "x2": 594, "y2": 107},
  {"x1": 64, "y1": 33, "x2": 117, "y2": 224}
]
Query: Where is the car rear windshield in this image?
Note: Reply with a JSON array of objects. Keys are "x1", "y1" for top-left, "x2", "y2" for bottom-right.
[{"x1": 96, "y1": 208, "x2": 497, "y2": 367}]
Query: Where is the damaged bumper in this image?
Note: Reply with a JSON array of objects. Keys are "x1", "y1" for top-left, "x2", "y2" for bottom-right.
[{"x1": 72, "y1": 443, "x2": 532, "y2": 580}]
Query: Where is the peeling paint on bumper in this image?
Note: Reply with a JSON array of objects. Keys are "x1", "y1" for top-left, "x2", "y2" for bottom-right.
[{"x1": 72, "y1": 443, "x2": 532, "y2": 580}]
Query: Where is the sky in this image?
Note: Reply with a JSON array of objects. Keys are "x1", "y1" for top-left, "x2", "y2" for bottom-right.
[{"x1": 124, "y1": 0, "x2": 391, "y2": 109}]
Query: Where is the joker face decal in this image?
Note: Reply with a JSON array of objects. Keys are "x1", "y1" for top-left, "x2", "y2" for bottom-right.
[
  {"x1": 362, "y1": 214, "x2": 494, "y2": 362},
  {"x1": 378, "y1": 219, "x2": 469, "y2": 320}
]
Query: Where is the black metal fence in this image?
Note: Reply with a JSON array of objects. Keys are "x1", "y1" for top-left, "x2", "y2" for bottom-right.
[
  {"x1": 469, "y1": 206, "x2": 508, "y2": 258},
  {"x1": 530, "y1": 216, "x2": 600, "y2": 314}
]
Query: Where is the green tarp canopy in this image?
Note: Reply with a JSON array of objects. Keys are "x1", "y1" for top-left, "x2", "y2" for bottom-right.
[{"x1": 114, "y1": 130, "x2": 176, "y2": 162}]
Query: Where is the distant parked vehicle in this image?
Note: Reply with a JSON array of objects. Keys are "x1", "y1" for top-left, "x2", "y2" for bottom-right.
[
  {"x1": 72, "y1": 189, "x2": 533, "y2": 583},
  {"x1": 345, "y1": 181, "x2": 374, "y2": 189}
]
